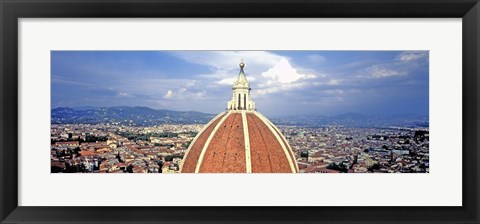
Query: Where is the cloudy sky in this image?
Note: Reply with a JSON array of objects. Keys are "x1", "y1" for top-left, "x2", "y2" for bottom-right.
[{"x1": 51, "y1": 51, "x2": 428, "y2": 117}]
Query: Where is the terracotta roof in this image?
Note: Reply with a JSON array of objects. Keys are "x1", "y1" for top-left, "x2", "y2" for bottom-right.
[
  {"x1": 181, "y1": 111, "x2": 297, "y2": 173},
  {"x1": 247, "y1": 113, "x2": 291, "y2": 173},
  {"x1": 199, "y1": 112, "x2": 246, "y2": 173},
  {"x1": 303, "y1": 163, "x2": 329, "y2": 173},
  {"x1": 80, "y1": 150, "x2": 95, "y2": 156},
  {"x1": 55, "y1": 141, "x2": 79, "y2": 146},
  {"x1": 318, "y1": 168, "x2": 341, "y2": 173},
  {"x1": 181, "y1": 113, "x2": 226, "y2": 173}
]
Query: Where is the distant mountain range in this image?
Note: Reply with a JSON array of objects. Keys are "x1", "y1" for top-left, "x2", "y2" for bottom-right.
[
  {"x1": 51, "y1": 106, "x2": 428, "y2": 128},
  {"x1": 51, "y1": 106, "x2": 216, "y2": 125},
  {"x1": 270, "y1": 113, "x2": 428, "y2": 128}
]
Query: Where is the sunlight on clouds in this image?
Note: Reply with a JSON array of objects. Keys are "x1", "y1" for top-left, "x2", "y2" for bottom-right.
[
  {"x1": 163, "y1": 90, "x2": 174, "y2": 99},
  {"x1": 363, "y1": 65, "x2": 406, "y2": 78},
  {"x1": 173, "y1": 51, "x2": 283, "y2": 88},
  {"x1": 327, "y1": 79, "x2": 341, "y2": 85},
  {"x1": 255, "y1": 58, "x2": 318, "y2": 95},
  {"x1": 216, "y1": 77, "x2": 236, "y2": 85},
  {"x1": 397, "y1": 51, "x2": 428, "y2": 61},
  {"x1": 126, "y1": 79, "x2": 198, "y2": 97},
  {"x1": 358, "y1": 51, "x2": 428, "y2": 79},
  {"x1": 255, "y1": 81, "x2": 310, "y2": 95},
  {"x1": 261, "y1": 58, "x2": 317, "y2": 84},
  {"x1": 172, "y1": 52, "x2": 319, "y2": 96},
  {"x1": 170, "y1": 51, "x2": 282, "y2": 70},
  {"x1": 216, "y1": 76, "x2": 256, "y2": 86}
]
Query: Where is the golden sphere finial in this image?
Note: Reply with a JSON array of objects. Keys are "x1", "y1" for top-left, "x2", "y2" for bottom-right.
[{"x1": 239, "y1": 59, "x2": 245, "y2": 68}]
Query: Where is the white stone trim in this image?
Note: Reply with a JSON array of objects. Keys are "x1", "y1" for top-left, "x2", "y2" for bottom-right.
[
  {"x1": 241, "y1": 111, "x2": 252, "y2": 173},
  {"x1": 259, "y1": 112, "x2": 300, "y2": 172},
  {"x1": 194, "y1": 111, "x2": 231, "y2": 173},
  {"x1": 254, "y1": 111, "x2": 297, "y2": 173},
  {"x1": 227, "y1": 63, "x2": 255, "y2": 111},
  {"x1": 179, "y1": 111, "x2": 226, "y2": 172}
]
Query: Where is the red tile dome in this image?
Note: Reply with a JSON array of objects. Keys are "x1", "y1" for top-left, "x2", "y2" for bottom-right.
[{"x1": 181, "y1": 111, "x2": 298, "y2": 173}]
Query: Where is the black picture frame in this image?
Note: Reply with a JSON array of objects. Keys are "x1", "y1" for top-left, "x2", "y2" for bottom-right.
[{"x1": 1, "y1": 0, "x2": 479, "y2": 223}]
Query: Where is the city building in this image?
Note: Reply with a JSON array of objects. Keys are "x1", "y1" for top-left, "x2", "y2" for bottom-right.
[{"x1": 181, "y1": 60, "x2": 299, "y2": 173}]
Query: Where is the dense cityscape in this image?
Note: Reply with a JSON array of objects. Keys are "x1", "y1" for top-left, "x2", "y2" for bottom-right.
[
  {"x1": 51, "y1": 52, "x2": 429, "y2": 174},
  {"x1": 51, "y1": 122, "x2": 429, "y2": 173}
]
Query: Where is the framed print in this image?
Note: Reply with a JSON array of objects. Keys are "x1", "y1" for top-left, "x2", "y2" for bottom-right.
[{"x1": 1, "y1": 0, "x2": 479, "y2": 223}]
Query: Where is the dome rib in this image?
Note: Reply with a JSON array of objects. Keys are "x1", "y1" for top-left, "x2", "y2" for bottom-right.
[
  {"x1": 180, "y1": 111, "x2": 227, "y2": 173},
  {"x1": 271, "y1": 127, "x2": 298, "y2": 172},
  {"x1": 194, "y1": 111, "x2": 231, "y2": 173},
  {"x1": 247, "y1": 113, "x2": 274, "y2": 173},
  {"x1": 199, "y1": 112, "x2": 246, "y2": 173},
  {"x1": 260, "y1": 112, "x2": 299, "y2": 172},
  {"x1": 203, "y1": 114, "x2": 236, "y2": 172},
  {"x1": 241, "y1": 111, "x2": 252, "y2": 173},
  {"x1": 221, "y1": 113, "x2": 246, "y2": 172},
  {"x1": 253, "y1": 112, "x2": 297, "y2": 173}
]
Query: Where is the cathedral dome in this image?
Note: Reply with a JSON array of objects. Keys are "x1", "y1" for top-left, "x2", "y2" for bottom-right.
[{"x1": 181, "y1": 61, "x2": 298, "y2": 173}]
